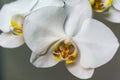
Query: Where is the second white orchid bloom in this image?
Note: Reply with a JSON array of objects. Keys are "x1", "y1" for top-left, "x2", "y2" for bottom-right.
[
  {"x1": 90, "y1": 0, "x2": 120, "y2": 23},
  {"x1": 0, "y1": 0, "x2": 37, "y2": 48},
  {"x1": 0, "y1": 0, "x2": 64, "y2": 48},
  {"x1": 23, "y1": 0, "x2": 119, "y2": 79}
]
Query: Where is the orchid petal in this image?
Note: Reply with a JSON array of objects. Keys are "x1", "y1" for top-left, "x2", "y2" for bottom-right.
[
  {"x1": 23, "y1": 7, "x2": 66, "y2": 54},
  {"x1": 103, "y1": 7, "x2": 120, "y2": 23},
  {"x1": 66, "y1": 56, "x2": 94, "y2": 79},
  {"x1": 112, "y1": 0, "x2": 120, "y2": 10},
  {"x1": 0, "y1": 32, "x2": 24, "y2": 48},
  {"x1": 0, "y1": 0, "x2": 38, "y2": 32},
  {"x1": 64, "y1": 0, "x2": 90, "y2": 7},
  {"x1": 65, "y1": 0, "x2": 92, "y2": 36},
  {"x1": 73, "y1": 19, "x2": 119, "y2": 68},
  {"x1": 64, "y1": 0, "x2": 92, "y2": 15},
  {"x1": 30, "y1": 47, "x2": 59, "y2": 68},
  {"x1": 32, "y1": 0, "x2": 64, "y2": 11}
]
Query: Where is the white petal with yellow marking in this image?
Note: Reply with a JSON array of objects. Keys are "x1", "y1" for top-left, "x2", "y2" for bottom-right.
[
  {"x1": 0, "y1": 0, "x2": 37, "y2": 32},
  {"x1": 23, "y1": 6, "x2": 66, "y2": 53}
]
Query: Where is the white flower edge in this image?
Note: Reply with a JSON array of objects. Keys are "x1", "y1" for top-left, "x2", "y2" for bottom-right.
[
  {"x1": 103, "y1": 7, "x2": 120, "y2": 23},
  {"x1": 112, "y1": 0, "x2": 120, "y2": 10},
  {"x1": 31, "y1": 0, "x2": 64, "y2": 11},
  {"x1": 0, "y1": 32, "x2": 24, "y2": 48}
]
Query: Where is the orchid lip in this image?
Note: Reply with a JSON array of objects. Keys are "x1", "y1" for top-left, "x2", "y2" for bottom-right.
[
  {"x1": 10, "y1": 14, "x2": 24, "y2": 36},
  {"x1": 53, "y1": 39, "x2": 78, "y2": 64},
  {"x1": 90, "y1": 0, "x2": 113, "y2": 12}
]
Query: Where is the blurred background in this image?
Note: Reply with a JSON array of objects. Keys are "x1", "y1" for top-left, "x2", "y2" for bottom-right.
[{"x1": 0, "y1": 0, "x2": 120, "y2": 80}]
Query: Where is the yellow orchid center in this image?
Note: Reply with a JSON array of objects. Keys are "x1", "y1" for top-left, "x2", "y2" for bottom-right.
[
  {"x1": 10, "y1": 14, "x2": 24, "y2": 35},
  {"x1": 53, "y1": 39, "x2": 78, "y2": 64},
  {"x1": 90, "y1": 0, "x2": 112, "y2": 12}
]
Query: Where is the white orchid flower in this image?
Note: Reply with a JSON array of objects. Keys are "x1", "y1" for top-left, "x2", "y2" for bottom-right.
[
  {"x1": 0, "y1": 0, "x2": 64, "y2": 48},
  {"x1": 23, "y1": 0, "x2": 119, "y2": 79},
  {"x1": 90, "y1": 0, "x2": 120, "y2": 23}
]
